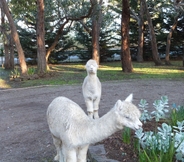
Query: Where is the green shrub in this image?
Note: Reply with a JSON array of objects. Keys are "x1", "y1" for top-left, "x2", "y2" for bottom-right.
[
  {"x1": 27, "y1": 67, "x2": 36, "y2": 75},
  {"x1": 122, "y1": 127, "x2": 131, "y2": 144},
  {"x1": 134, "y1": 97, "x2": 184, "y2": 162},
  {"x1": 169, "y1": 105, "x2": 184, "y2": 127}
]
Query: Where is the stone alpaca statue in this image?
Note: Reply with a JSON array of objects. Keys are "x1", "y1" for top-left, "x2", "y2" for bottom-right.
[
  {"x1": 82, "y1": 59, "x2": 101, "y2": 119},
  {"x1": 47, "y1": 94, "x2": 142, "y2": 162}
]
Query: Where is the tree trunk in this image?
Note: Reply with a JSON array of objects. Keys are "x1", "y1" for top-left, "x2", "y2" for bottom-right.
[
  {"x1": 137, "y1": 1, "x2": 144, "y2": 62},
  {"x1": 9, "y1": 36, "x2": 14, "y2": 68},
  {"x1": 1, "y1": 3, "x2": 14, "y2": 70},
  {"x1": 36, "y1": 0, "x2": 47, "y2": 74},
  {"x1": 0, "y1": 0, "x2": 28, "y2": 75},
  {"x1": 165, "y1": 14, "x2": 179, "y2": 65},
  {"x1": 142, "y1": 0, "x2": 162, "y2": 66},
  {"x1": 1, "y1": 9, "x2": 9, "y2": 69},
  {"x1": 46, "y1": 20, "x2": 68, "y2": 66},
  {"x1": 121, "y1": 0, "x2": 133, "y2": 72},
  {"x1": 4, "y1": 43, "x2": 10, "y2": 69},
  {"x1": 183, "y1": 48, "x2": 184, "y2": 67},
  {"x1": 45, "y1": 2, "x2": 93, "y2": 66},
  {"x1": 4, "y1": 35, "x2": 14, "y2": 69},
  {"x1": 92, "y1": 19, "x2": 100, "y2": 64},
  {"x1": 91, "y1": 0, "x2": 103, "y2": 65}
]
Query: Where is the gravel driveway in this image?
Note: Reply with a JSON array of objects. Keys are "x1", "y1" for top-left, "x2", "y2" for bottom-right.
[{"x1": 0, "y1": 79, "x2": 183, "y2": 162}]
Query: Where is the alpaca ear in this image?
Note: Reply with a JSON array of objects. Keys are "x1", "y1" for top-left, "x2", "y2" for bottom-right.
[
  {"x1": 115, "y1": 100, "x2": 122, "y2": 110},
  {"x1": 125, "y1": 93, "x2": 133, "y2": 102}
]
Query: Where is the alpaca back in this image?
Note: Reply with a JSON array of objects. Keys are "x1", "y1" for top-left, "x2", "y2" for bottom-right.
[{"x1": 47, "y1": 96, "x2": 91, "y2": 146}]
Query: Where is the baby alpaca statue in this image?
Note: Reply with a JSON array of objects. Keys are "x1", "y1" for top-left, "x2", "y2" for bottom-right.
[
  {"x1": 82, "y1": 59, "x2": 101, "y2": 119},
  {"x1": 47, "y1": 94, "x2": 142, "y2": 162}
]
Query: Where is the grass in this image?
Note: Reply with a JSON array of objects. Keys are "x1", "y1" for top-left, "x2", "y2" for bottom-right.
[
  {"x1": 0, "y1": 61, "x2": 184, "y2": 89},
  {"x1": 168, "y1": 105, "x2": 184, "y2": 126}
]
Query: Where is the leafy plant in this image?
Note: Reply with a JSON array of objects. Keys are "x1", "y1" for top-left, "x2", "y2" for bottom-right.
[
  {"x1": 173, "y1": 121, "x2": 184, "y2": 161},
  {"x1": 151, "y1": 96, "x2": 169, "y2": 122},
  {"x1": 135, "y1": 123, "x2": 180, "y2": 162},
  {"x1": 27, "y1": 67, "x2": 36, "y2": 75},
  {"x1": 169, "y1": 105, "x2": 184, "y2": 127},
  {"x1": 135, "y1": 96, "x2": 184, "y2": 162},
  {"x1": 138, "y1": 96, "x2": 169, "y2": 123},
  {"x1": 10, "y1": 67, "x2": 20, "y2": 78},
  {"x1": 122, "y1": 127, "x2": 131, "y2": 144},
  {"x1": 139, "y1": 99, "x2": 152, "y2": 123}
]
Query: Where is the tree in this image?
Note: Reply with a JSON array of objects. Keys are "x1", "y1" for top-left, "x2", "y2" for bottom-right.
[
  {"x1": 10, "y1": 0, "x2": 94, "y2": 67},
  {"x1": 130, "y1": 1, "x2": 144, "y2": 62},
  {"x1": 165, "y1": 13, "x2": 180, "y2": 65},
  {"x1": 0, "y1": 8, "x2": 14, "y2": 69},
  {"x1": 142, "y1": 0, "x2": 162, "y2": 65},
  {"x1": 121, "y1": 0, "x2": 133, "y2": 72},
  {"x1": 165, "y1": 0, "x2": 184, "y2": 65},
  {"x1": 137, "y1": 1, "x2": 144, "y2": 62},
  {"x1": 76, "y1": 1, "x2": 119, "y2": 62},
  {"x1": 91, "y1": 0, "x2": 103, "y2": 64},
  {"x1": 45, "y1": 0, "x2": 94, "y2": 65},
  {"x1": 36, "y1": 0, "x2": 47, "y2": 74},
  {"x1": 45, "y1": 20, "x2": 69, "y2": 64},
  {"x1": 0, "y1": 0, "x2": 28, "y2": 75}
]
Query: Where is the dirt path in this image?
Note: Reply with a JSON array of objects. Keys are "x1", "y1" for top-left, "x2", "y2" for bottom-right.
[{"x1": 0, "y1": 79, "x2": 183, "y2": 162}]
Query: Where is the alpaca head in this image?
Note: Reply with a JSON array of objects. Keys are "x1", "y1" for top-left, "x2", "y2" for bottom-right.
[
  {"x1": 85, "y1": 59, "x2": 98, "y2": 74},
  {"x1": 114, "y1": 94, "x2": 142, "y2": 130}
]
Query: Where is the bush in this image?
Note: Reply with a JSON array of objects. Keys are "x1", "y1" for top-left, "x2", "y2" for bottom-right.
[{"x1": 133, "y1": 97, "x2": 184, "y2": 162}]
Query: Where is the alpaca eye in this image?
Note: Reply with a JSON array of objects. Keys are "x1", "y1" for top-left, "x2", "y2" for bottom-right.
[{"x1": 125, "y1": 116, "x2": 130, "y2": 119}]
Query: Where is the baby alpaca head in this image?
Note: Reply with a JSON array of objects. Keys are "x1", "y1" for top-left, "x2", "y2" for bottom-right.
[
  {"x1": 85, "y1": 59, "x2": 98, "y2": 74},
  {"x1": 114, "y1": 94, "x2": 142, "y2": 130}
]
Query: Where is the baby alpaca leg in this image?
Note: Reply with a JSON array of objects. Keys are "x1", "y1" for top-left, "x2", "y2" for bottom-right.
[
  {"x1": 77, "y1": 144, "x2": 89, "y2": 162},
  {"x1": 93, "y1": 98, "x2": 100, "y2": 119},
  {"x1": 52, "y1": 135, "x2": 63, "y2": 161},
  {"x1": 93, "y1": 110, "x2": 99, "y2": 119},
  {"x1": 85, "y1": 98, "x2": 93, "y2": 119},
  {"x1": 88, "y1": 111, "x2": 93, "y2": 119}
]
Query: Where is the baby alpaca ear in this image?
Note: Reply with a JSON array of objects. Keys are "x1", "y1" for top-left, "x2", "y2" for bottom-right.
[{"x1": 125, "y1": 93, "x2": 133, "y2": 102}]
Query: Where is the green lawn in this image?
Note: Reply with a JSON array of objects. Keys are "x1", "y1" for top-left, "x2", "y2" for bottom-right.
[{"x1": 0, "y1": 61, "x2": 184, "y2": 88}]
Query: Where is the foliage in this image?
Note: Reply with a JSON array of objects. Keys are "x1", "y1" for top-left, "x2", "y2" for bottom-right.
[
  {"x1": 135, "y1": 121, "x2": 184, "y2": 162},
  {"x1": 169, "y1": 105, "x2": 184, "y2": 129},
  {"x1": 139, "y1": 99, "x2": 152, "y2": 123},
  {"x1": 10, "y1": 0, "x2": 93, "y2": 61},
  {"x1": 151, "y1": 96, "x2": 169, "y2": 122},
  {"x1": 122, "y1": 127, "x2": 131, "y2": 144},
  {"x1": 10, "y1": 67, "x2": 20, "y2": 78},
  {"x1": 138, "y1": 96, "x2": 169, "y2": 123},
  {"x1": 27, "y1": 67, "x2": 36, "y2": 75},
  {"x1": 135, "y1": 96, "x2": 184, "y2": 162},
  {"x1": 5, "y1": 0, "x2": 184, "y2": 63}
]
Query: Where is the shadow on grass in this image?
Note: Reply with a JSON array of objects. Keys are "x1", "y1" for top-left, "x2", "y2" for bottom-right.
[{"x1": 0, "y1": 61, "x2": 184, "y2": 89}]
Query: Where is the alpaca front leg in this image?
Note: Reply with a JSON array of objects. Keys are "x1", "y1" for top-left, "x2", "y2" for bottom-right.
[
  {"x1": 77, "y1": 145, "x2": 89, "y2": 162},
  {"x1": 93, "y1": 98, "x2": 100, "y2": 119},
  {"x1": 63, "y1": 147, "x2": 77, "y2": 162},
  {"x1": 93, "y1": 110, "x2": 99, "y2": 119},
  {"x1": 85, "y1": 99, "x2": 93, "y2": 119},
  {"x1": 52, "y1": 135, "x2": 63, "y2": 162}
]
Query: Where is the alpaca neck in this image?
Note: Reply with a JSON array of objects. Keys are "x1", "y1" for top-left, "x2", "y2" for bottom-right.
[
  {"x1": 87, "y1": 73, "x2": 98, "y2": 86},
  {"x1": 87, "y1": 73, "x2": 97, "y2": 80},
  {"x1": 85, "y1": 109, "x2": 119, "y2": 144}
]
